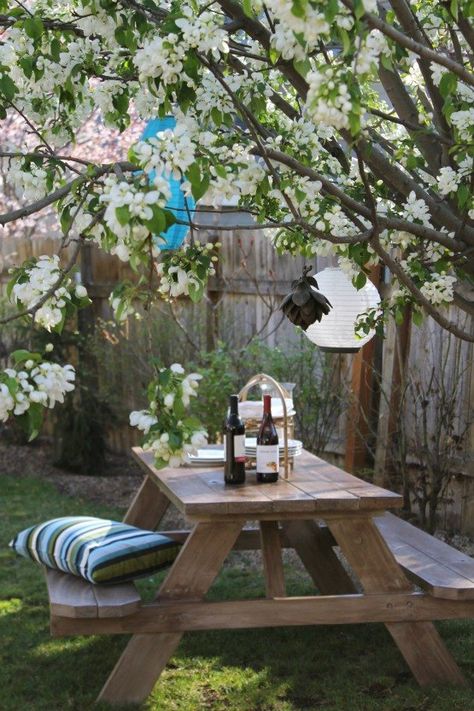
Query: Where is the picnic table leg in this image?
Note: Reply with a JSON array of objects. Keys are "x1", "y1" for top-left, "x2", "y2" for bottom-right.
[
  {"x1": 259, "y1": 521, "x2": 286, "y2": 597},
  {"x1": 328, "y1": 516, "x2": 466, "y2": 687},
  {"x1": 282, "y1": 520, "x2": 356, "y2": 595},
  {"x1": 122, "y1": 474, "x2": 170, "y2": 529},
  {"x1": 97, "y1": 520, "x2": 243, "y2": 705}
]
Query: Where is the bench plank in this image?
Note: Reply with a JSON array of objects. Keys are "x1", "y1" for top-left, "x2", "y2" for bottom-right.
[
  {"x1": 375, "y1": 513, "x2": 474, "y2": 600},
  {"x1": 45, "y1": 568, "x2": 141, "y2": 619}
]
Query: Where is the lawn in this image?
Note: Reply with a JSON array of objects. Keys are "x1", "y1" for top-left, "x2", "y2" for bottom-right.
[{"x1": 1, "y1": 473, "x2": 473, "y2": 711}]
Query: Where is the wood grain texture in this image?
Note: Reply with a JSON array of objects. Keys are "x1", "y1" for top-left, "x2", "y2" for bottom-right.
[
  {"x1": 123, "y1": 474, "x2": 170, "y2": 529},
  {"x1": 132, "y1": 448, "x2": 403, "y2": 517},
  {"x1": 282, "y1": 520, "x2": 356, "y2": 595},
  {"x1": 97, "y1": 521, "x2": 242, "y2": 705},
  {"x1": 328, "y1": 516, "x2": 467, "y2": 687},
  {"x1": 259, "y1": 521, "x2": 286, "y2": 597},
  {"x1": 376, "y1": 513, "x2": 474, "y2": 600},
  {"x1": 51, "y1": 592, "x2": 474, "y2": 637},
  {"x1": 45, "y1": 569, "x2": 141, "y2": 619}
]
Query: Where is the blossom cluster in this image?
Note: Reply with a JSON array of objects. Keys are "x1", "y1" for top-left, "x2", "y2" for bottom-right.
[
  {"x1": 129, "y1": 363, "x2": 207, "y2": 468},
  {"x1": 99, "y1": 176, "x2": 172, "y2": 262},
  {"x1": 156, "y1": 242, "x2": 219, "y2": 302},
  {"x1": 132, "y1": 125, "x2": 196, "y2": 179},
  {"x1": 306, "y1": 69, "x2": 354, "y2": 131},
  {"x1": 420, "y1": 273, "x2": 457, "y2": 306},
  {"x1": 134, "y1": 6, "x2": 227, "y2": 86},
  {"x1": 0, "y1": 350, "x2": 75, "y2": 437},
  {"x1": 9, "y1": 255, "x2": 90, "y2": 332}
]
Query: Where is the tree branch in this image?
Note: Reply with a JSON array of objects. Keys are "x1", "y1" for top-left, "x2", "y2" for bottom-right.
[
  {"x1": 342, "y1": 0, "x2": 474, "y2": 87},
  {"x1": 0, "y1": 161, "x2": 136, "y2": 226}
]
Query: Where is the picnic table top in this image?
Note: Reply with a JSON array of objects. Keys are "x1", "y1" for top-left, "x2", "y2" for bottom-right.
[{"x1": 132, "y1": 447, "x2": 403, "y2": 519}]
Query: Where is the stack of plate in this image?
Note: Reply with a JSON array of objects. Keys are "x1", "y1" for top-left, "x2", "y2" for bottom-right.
[
  {"x1": 244, "y1": 438, "x2": 302, "y2": 459},
  {"x1": 186, "y1": 446, "x2": 224, "y2": 467},
  {"x1": 185, "y1": 439, "x2": 303, "y2": 466}
]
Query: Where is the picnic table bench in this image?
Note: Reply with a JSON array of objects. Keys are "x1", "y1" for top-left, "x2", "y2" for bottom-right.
[{"x1": 45, "y1": 448, "x2": 474, "y2": 704}]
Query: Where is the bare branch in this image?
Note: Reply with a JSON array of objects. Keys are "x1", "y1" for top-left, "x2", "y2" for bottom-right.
[{"x1": 0, "y1": 161, "x2": 137, "y2": 226}]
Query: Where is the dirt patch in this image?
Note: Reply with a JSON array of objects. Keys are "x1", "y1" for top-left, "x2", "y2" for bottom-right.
[{"x1": 0, "y1": 439, "x2": 145, "y2": 511}]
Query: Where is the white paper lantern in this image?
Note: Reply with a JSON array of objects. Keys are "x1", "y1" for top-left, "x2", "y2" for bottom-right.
[{"x1": 305, "y1": 267, "x2": 381, "y2": 353}]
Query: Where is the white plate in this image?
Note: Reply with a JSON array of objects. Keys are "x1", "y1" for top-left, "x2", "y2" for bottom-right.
[{"x1": 186, "y1": 445, "x2": 225, "y2": 466}]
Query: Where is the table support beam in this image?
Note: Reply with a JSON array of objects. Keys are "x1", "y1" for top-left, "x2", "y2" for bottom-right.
[
  {"x1": 123, "y1": 475, "x2": 170, "y2": 529},
  {"x1": 97, "y1": 520, "x2": 243, "y2": 705},
  {"x1": 282, "y1": 520, "x2": 356, "y2": 595},
  {"x1": 260, "y1": 521, "x2": 286, "y2": 597},
  {"x1": 328, "y1": 516, "x2": 467, "y2": 687},
  {"x1": 51, "y1": 592, "x2": 474, "y2": 637}
]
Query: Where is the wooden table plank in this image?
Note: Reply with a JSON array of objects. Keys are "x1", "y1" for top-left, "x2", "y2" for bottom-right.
[{"x1": 132, "y1": 448, "x2": 403, "y2": 517}]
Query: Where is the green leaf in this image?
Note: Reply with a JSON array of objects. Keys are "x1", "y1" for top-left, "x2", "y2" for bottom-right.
[
  {"x1": 115, "y1": 205, "x2": 131, "y2": 226},
  {"x1": 144, "y1": 205, "x2": 167, "y2": 234},
  {"x1": 19, "y1": 56, "x2": 34, "y2": 79},
  {"x1": 0, "y1": 74, "x2": 17, "y2": 101},
  {"x1": 395, "y1": 307, "x2": 404, "y2": 325},
  {"x1": 439, "y1": 72, "x2": 457, "y2": 99},
  {"x1": 380, "y1": 53, "x2": 393, "y2": 72},
  {"x1": 348, "y1": 111, "x2": 361, "y2": 137},
  {"x1": 293, "y1": 59, "x2": 311, "y2": 78},
  {"x1": 339, "y1": 28, "x2": 351, "y2": 56},
  {"x1": 412, "y1": 310, "x2": 423, "y2": 327},
  {"x1": 269, "y1": 47, "x2": 280, "y2": 64},
  {"x1": 242, "y1": 0, "x2": 253, "y2": 18},
  {"x1": 211, "y1": 107, "x2": 222, "y2": 126},
  {"x1": 457, "y1": 183, "x2": 470, "y2": 208},
  {"x1": 50, "y1": 38, "x2": 61, "y2": 62},
  {"x1": 11, "y1": 349, "x2": 40, "y2": 364},
  {"x1": 215, "y1": 165, "x2": 227, "y2": 179},
  {"x1": 188, "y1": 279, "x2": 204, "y2": 303},
  {"x1": 24, "y1": 16, "x2": 44, "y2": 40},
  {"x1": 354, "y1": 272, "x2": 367, "y2": 290},
  {"x1": 187, "y1": 163, "x2": 210, "y2": 201},
  {"x1": 353, "y1": 0, "x2": 366, "y2": 19},
  {"x1": 113, "y1": 91, "x2": 129, "y2": 114},
  {"x1": 324, "y1": 0, "x2": 339, "y2": 23},
  {"x1": 291, "y1": 0, "x2": 306, "y2": 19},
  {"x1": 26, "y1": 403, "x2": 44, "y2": 442}
]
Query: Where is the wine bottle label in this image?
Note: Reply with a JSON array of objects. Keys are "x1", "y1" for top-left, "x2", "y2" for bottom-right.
[
  {"x1": 234, "y1": 435, "x2": 246, "y2": 462},
  {"x1": 256, "y1": 445, "x2": 279, "y2": 474},
  {"x1": 224, "y1": 434, "x2": 246, "y2": 462}
]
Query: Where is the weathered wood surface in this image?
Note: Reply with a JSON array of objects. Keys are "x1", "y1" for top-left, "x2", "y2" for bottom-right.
[
  {"x1": 328, "y1": 516, "x2": 466, "y2": 686},
  {"x1": 45, "y1": 569, "x2": 141, "y2": 619},
  {"x1": 98, "y1": 521, "x2": 242, "y2": 705},
  {"x1": 52, "y1": 591, "x2": 474, "y2": 637},
  {"x1": 376, "y1": 513, "x2": 474, "y2": 600},
  {"x1": 282, "y1": 519, "x2": 356, "y2": 595},
  {"x1": 259, "y1": 521, "x2": 286, "y2": 597},
  {"x1": 132, "y1": 447, "x2": 403, "y2": 518}
]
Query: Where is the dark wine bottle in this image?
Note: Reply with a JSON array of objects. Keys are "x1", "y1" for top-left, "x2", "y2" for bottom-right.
[
  {"x1": 256, "y1": 394, "x2": 279, "y2": 483},
  {"x1": 223, "y1": 395, "x2": 246, "y2": 485}
]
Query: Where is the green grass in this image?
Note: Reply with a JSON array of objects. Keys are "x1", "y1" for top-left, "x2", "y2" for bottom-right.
[{"x1": 1, "y1": 474, "x2": 474, "y2": 711}]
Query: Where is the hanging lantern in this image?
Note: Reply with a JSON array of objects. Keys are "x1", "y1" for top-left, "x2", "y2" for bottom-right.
[
  {"x1": 304, "y1": 267, "x2": 381, "y2": 353},
  {"x1": 141, "y1": 117, "x2": 195, "y2": 250}
]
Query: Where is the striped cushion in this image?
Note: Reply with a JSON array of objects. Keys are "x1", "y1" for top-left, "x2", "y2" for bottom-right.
[{"x1": 10, "y1": 516, "x2": 181, "y2": 584}]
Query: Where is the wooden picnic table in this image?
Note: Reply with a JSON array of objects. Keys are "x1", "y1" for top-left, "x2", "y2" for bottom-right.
[{"x1": 49, "y1": 447, "x2": 473, "y2": 704}]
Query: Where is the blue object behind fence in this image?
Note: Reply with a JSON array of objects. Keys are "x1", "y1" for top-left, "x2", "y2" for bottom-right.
[{"x1": 141, "y1": 117, "x2": 195, "y2": 250}]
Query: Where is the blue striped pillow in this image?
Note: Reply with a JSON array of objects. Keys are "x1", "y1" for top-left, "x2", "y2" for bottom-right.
[{"x1": 10, "y1": 516, "x2": 181, "y2": 584}]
